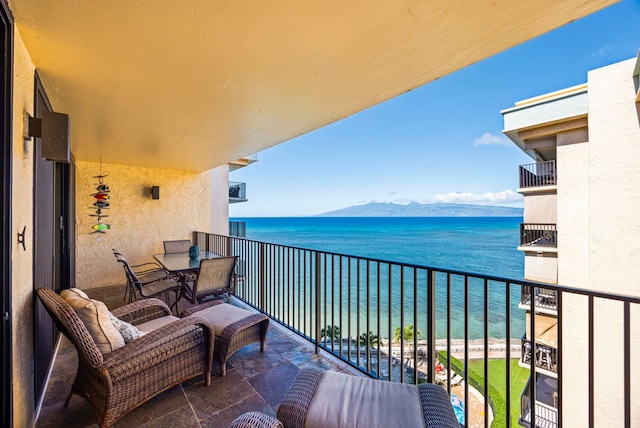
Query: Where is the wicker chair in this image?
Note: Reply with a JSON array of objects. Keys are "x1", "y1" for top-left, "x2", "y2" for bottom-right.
[
  {"x1": 163, "y1": 239, "x2": 192, "y2": 254},
  {"x1": 36, "y1": 288, "x2": 215, "y2": 428},
  {"x1": 182, "y1": 256, "x2": 237, "y2": 304},
  {"x1": 228, "y1": 411, "x2": 283, "y2": 428},
  {"x1": 181, "y1": 299, "x2": 269, "y2": 376},
  {"x1": 276, "y1": 368, "x2": 459, "y2": 428}
]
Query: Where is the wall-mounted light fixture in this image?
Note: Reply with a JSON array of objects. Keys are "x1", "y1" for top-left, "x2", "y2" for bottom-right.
[
  {"x1": 25, "y1": 110, "x2": 71, "y2": 163},
  {"x1": 151, "y1": 186, "x2": 160, "y2": 199}
]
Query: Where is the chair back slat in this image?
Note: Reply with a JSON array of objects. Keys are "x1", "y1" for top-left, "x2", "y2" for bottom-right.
[
  {"x1": 163, "y1": 240, "x2": 192, "y2": 254},
  {"x1": 35, "y1": 288, "x2": 104, "y2": 368}
]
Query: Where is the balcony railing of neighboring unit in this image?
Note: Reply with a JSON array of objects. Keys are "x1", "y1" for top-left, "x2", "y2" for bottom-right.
[
  {"x1": 193, "y1": 231, "x2": 639, "y2": 428},
  {"x1": 229, "y1": 181, "x2": 247, "y2": 202},
  {"x1": 520, "y1": 383, "x2": 559, "y2": 428},
  {"x1": 229, "y1": 221, "x2": 246, "y2": 238},
  {"x1": 521, "y1": 285, "x2": 558, "y2": 311},
  {"x1": 519, "y1": 160, "x2": 556, "y2": 189},
  {"x1": 520, "y1": 223, "x2": 557, "y2": 248},
  {"x1": 521, "y1": 336, "x2": 558, "y2": 373}
]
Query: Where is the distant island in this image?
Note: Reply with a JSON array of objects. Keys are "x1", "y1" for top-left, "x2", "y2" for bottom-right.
[{"x1": 317, "y1": 202, "x2": 523, "y2": 217}]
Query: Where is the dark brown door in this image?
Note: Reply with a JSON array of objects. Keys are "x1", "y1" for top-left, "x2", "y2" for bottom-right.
[
  {"x1": 32, "y1": 73, "x2": 75, "y2": 403},
  {"x1": 0, "y1": 0, "x2": 12, "y2": 425}
]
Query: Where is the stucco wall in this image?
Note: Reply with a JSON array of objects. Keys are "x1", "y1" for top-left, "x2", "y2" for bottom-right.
[
  {"x1": 75, "y1": 162, "x2": 217, "y2": 289},
  {"x1": 210, "y1": 165, "x2": 230, "y2": 235},
  {"x1": 560, "y1": 57, "x2": 640, "y2": 426},
  {"x1": 523, "y1": 193, "x2": 557, "y2": 223},
  {"x1": 523, "y1": 253, "x2": 557, "y2": 283},
  {"x1": 11, "y1": 27, "x2": 36, "y2": 428}
]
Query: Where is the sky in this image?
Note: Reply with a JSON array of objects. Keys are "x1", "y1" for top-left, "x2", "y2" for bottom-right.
[{"x1": 230, "y1": 0, "x2": 640, "y2": 217}]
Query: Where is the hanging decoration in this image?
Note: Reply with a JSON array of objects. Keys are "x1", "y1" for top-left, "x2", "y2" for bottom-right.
[{"x1": 90, "y1": 162, "x2": 110, "y2": 233}]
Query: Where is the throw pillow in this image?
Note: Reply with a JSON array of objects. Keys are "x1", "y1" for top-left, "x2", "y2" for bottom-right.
[
  {"x1": 60, "y1": 288, "x2": 125, "y2": 354},
  {"x1": 108, "y1": 312, "x2": 146, "y2": 343}
]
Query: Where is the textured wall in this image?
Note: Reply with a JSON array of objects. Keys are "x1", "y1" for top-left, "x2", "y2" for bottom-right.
[
  {"x1": 75, "y1": 161, "x2": 214, "y2": 289},
  {"x1": 11, "y1": 27, "x2": 37, "y2": 428},
  {"x1": 561, "y1": 56, "x2": 640, "y2": 427}
]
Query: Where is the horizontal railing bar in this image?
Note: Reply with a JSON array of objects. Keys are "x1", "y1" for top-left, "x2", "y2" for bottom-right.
[{"x1": 195, "y1": 231, "x2": 640, "y2": 304}]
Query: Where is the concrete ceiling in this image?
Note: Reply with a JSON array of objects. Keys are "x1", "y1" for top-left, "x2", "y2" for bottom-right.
[{"x1": 9, "y1": 0, "x2": 617, "y2": 172}]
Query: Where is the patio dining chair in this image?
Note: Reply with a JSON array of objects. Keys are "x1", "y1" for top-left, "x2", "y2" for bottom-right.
[
  {"x1": 114, "y1": 251, "x2": 181, "y2": 314},
  {"x1": 163, "y1": 239, "x2": 192, "y2": 254},
  {"x1": 163, "y1": 239, "x2": 198, "y2": 281},
  {"x1": 182, "y1": 256, "x2": 237, "y2": 304},
  {"x1": 112, "y1": 249, "x2": 168, "y2": 303}
]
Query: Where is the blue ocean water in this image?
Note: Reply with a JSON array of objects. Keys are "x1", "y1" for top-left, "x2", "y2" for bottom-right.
[
  {"x1": 236, "y1": 217, "x2": 523, "y2": 277},
  {"x1": 232, "y1": 216, "x2": 525, "y2": 339}
]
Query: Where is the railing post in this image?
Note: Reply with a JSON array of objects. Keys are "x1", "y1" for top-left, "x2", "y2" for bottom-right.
[
  {"x1": 226, "y1": 235, "x2": 232, "y2": 257},
  {"x1": 315, "y1": 251, "x2": 321, "y2": 354},
  {"x1": 258, "y1": 242, "x2": 265, "y2": 312},
  {"x1": 427, "y1": 269, "x2": 436, "y2": 383}
]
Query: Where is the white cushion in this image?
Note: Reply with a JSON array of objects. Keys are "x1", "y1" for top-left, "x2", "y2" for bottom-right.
[
  {"x1": 305, "y1": 371, "x2": 424, "y2": 428},
  {"x1": 60, "y1": 288, "x2": 125, "y2": 354},
  {"x1": 189, "y1": 303, "x2": 250, "y2": 333}
]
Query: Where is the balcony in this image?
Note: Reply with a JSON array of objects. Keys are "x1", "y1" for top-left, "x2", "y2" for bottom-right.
[
  {"x1": 229, "y1": 181, "x2": 247, "y2": 203},
  {"x1": 519, "y1": 160, "x2": 556, "y2": 190},
  {"x1": 519, "y1": 376, "x2": 559, "y2": 428},
  {"x1": 37, "y1": 232, "x2": 639, "y2": 427},
  {"x1": 521, "y1": 285, "x2": 558, "y2": 312},
  {"x1": 520, "y1": 336, "x2": 558, "y2": 374},
  {"x1": 520, "y1": 223, "x2": 557, "y2": 249}
]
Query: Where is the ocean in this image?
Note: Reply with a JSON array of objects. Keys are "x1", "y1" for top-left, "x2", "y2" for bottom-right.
[{"x1": 232, "y1": 216, "x2": 525, "y2": 339}]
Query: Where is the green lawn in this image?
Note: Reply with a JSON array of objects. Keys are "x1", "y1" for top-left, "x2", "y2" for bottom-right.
[{"x1": 467, "y1": 358, "x2": 529, "y2": 427}]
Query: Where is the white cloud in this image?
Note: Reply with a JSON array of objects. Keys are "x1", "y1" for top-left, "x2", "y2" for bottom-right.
[
  {"x1": 432, "y1": 190, "x2": 522, "y2": 206},
  {"x1": 590, "y1": 45, "x2": 614, "y2": 59},
  {"x1": 472, "y1": 132, "x2": 511, "y2": 147}
]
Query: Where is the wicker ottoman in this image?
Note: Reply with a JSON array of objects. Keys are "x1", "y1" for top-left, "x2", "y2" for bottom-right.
[
  {"x1": 181, "y1": 300, "x2": 269, "y2": 376},
  {"x1": 277, "y1": 368, "x2": 459, "y2": 428}
]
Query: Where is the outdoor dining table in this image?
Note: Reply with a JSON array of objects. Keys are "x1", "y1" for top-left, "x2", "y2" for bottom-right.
[
  {"x1": 153, "y1": 251, "x2": 222, "y2": 307},
  {"x1": 153, "y1": 250, "x2": 222, "y2": 275}
]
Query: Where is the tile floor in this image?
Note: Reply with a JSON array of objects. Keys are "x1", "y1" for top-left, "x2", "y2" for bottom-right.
[{"x1": 36, "y1": 285, "x2": 360, "y2": 428}]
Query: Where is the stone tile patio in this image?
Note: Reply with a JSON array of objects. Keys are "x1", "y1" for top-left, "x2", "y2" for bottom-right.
[{"x1": 35, "y1": 285, "x2": 360, "y2": 428}]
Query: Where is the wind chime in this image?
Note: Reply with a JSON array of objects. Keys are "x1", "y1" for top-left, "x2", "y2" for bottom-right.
[{"x1": 90, "y1": 164, "x2": 110, "y2": 234}]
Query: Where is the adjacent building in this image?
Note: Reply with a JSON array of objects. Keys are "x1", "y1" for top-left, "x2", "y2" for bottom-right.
[{"x1": 502, "y1": 52, "x2": 640, "y2": 427}]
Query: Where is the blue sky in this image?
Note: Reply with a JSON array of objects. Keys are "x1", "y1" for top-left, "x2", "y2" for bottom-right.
[{"x1": 230, "y1": 0, "x2": 640, "y2": 217}]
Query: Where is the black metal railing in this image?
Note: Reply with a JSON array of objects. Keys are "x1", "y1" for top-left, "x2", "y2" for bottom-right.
[
  {"x1": 519, "y1": 160, "x2": 556, "y2": 189},
  {"x1": 522, "y1": 285, "x2": 558, "y2": 310},
  {"x1": 520, "y1": 223, "x2": 557, "y2": 248},
  {"x1": 194, "y1": 231, "x2": 639, "y2": 428},
  {"x1": 229, "y1": 181, "x2": 247, "y2": 202},
  {"x1": 521, "y1": 336, "x2": 558, "y2": 373},
  {"x1": 229, "y1": 221, "x2": 246, "y2": 238},
  {"x1": 520, "y1": 383, "x2": 559, "y2": 428}
]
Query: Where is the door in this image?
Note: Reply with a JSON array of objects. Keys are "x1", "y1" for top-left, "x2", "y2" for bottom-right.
[
  {"x1": 0, "y1": 0, "x2": 12, "y2": 425},
  {"x1": 32, "y1": 73, "x2": 75, "y2": 404}
]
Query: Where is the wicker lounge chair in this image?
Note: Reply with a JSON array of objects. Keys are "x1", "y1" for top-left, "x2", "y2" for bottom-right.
[
  {"x1": 181, "y1": 299, "x2": 269, "y2": 376},
  {"x1": 228, "y1": 411, "x2": 284, "y2": 428},
  {"x1": 36, "y1": 288, "x2": 215, "y2": 428},
  {"x1": 276, "y1": 368, "x2": 459, "y2": 428}
]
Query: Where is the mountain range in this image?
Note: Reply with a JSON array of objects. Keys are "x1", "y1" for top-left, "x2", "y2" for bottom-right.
[{"x1": 317, "y1": 202, "x2": 523, "y2": 217}]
